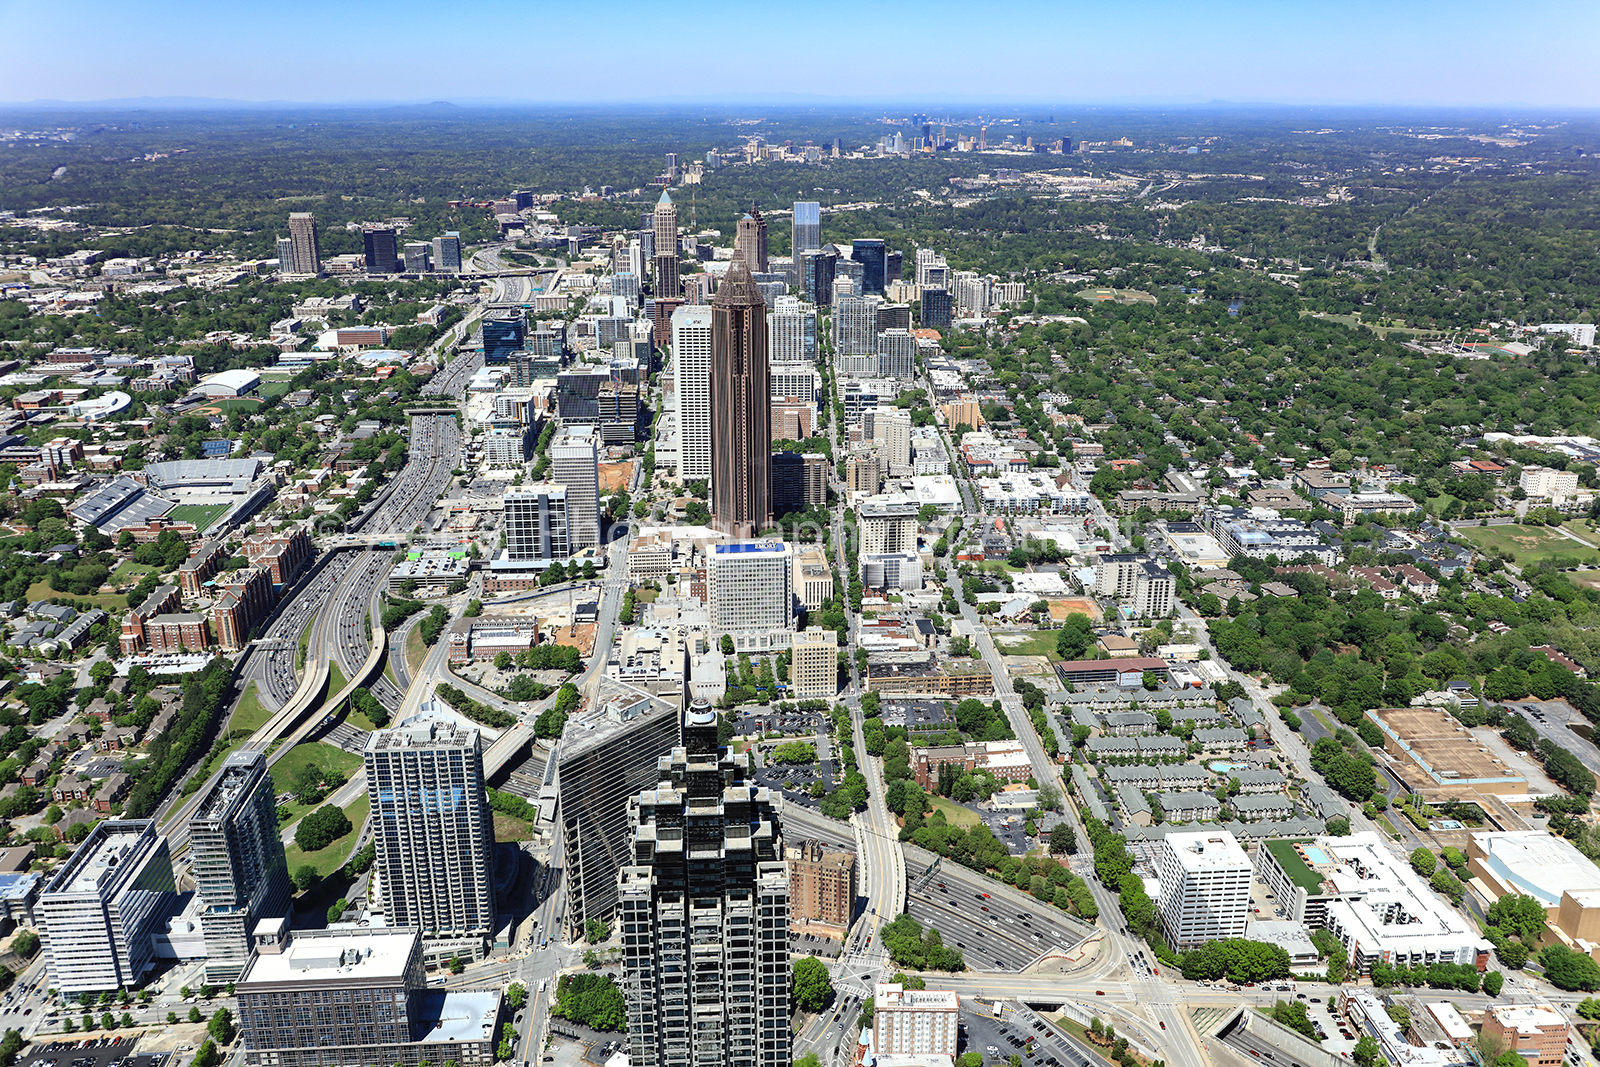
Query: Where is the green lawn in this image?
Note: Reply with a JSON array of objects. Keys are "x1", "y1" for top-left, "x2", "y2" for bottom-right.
[
  {"x1": 405, "y1": 624, "x2": 426, "y2": 676},
  {"x1": 346, "y1": 701, "x2": 384, "y2": 731},
  {"x1": 929, "y1": 796, "x2": 981, "y2": 829},
  {"x1": 995, "y1": 630, "x2": 1062, "y2": 658},
  {"x1": 1560, "y1": 521, "x2": 1600, "y2": 548},
  {"x1": 210, "y1": 397, "x2": 262, "y2": 413},
  {"x1": 1263, "y1": 839, "x2": 1324, "y2": 893},
  {"x1": 322, "y1": 660, "x2": 348, "y2": 705},
  {"x1": 25, "y1": 579, "x2": 135, "y2": 612},
  {"x1": 1456, "y1": 523, "x2": 1600, "y2": 567},
  {"x1": 166, "y1": 503, "x2": 229, "y2": 532},
  {"x1": 232, "y1": 681, "x2": 274, "y2": 735},
  {"x1": 110, "y1": 559, "x2": 156, "y2": 583},
  {"x1": 285, "y1": 794, "x2": 369, "y2": 879},
  {"x1": 271, "y1": 743, "x2": 365, "y2": 826},
  {"x1": 258, "y1": 380, "x2": 292, "y2": 398}
]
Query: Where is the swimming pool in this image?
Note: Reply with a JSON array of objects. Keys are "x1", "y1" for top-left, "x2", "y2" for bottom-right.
[
  {"x1": 1210, "y1": 761, "x2": 1246, "y2": 773},
  {"x1": 1301, "y1": 845, "x2": 1332, "y2": 866}
]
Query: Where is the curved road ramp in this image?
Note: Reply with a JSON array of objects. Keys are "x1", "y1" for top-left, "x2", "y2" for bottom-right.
[{"x1": 1204, "y1": 1004, "x2": 1346, "y2": 1067}]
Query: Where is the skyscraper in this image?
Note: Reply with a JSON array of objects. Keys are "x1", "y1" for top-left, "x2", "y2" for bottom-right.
[
  {"x1": 1155, "y1": 830, "x2": 1250, "y2": 951},
  {"x1": 275, "y1": 237, "x2": 294, "y2": 272},
  {"x1": 707, "y1": 541, "x2": 795, "y2": 649},
  {"x1": 502, "y1": 484, "x2": 571, "y2": 562},
  {"x1": 736, "y1": 208, "x2": 769, "y2": 273},
  {"x1": 189, "y1": 750, "x2": 292, "y2": 981},
  {"x1": 920, "y1": 287, "x2": 952, "y2": 330},
  {"x1": 364, "y1": 720, "x2": 496, "y2": 949},
  {"x1": 551, "y1": 425, "x2": 601, "y2": 551},
  {"x1": 851, "y1": 239, "x2": 887, "y2": 295},
  {"x1": 711, "y1": 254, "x2": 772, "y2": 539},
  {"x1": 482, "y1": 315, "x2": 525, "y2": 363},
  {"x1": 558, "y1": 698, "x2": 680, "y2": 942},
  {"x1": 877, "y1": 327, "x2": 917, "y2": 379},
  {"x1": 653, "y1": 190, "x2": 679, "y2": 298},
  {"x1": 38, "y1": 820, "x2": 176, "y2": 994},
  {"x1": 768, "y1": 296, "x2": 817, "y2": 364},
  {"x1": 672, "y1": 304, "x2": 712, "y2": 482},
  {"x1": 364, "y1": 227, "x2": 398, "y2": 273},
  {"x1": 403, "y1": 241, "x2": 430, "y2": 273},
  {"x1": 792, "y1": 201, "x2": 821, "y2": 265},
  {"x1": 286, "y1": 212, "x2": 321, "y2": 275},
  {"x1": 618, "y1": 703, "x2": 791, "y2": 1067},
  {"x1": 431, "y1": 231, "x2": 463, "y2": 272},
  {"x1": 833, "y1": 292, "x2": 879, "y2": 358},
  {"x1": 800, "y1": 249, "x2": 837, "y2": 307}
]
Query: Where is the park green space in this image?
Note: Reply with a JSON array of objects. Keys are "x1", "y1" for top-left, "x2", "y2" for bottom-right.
[
  {"x1": 284, "y1": 794, "x2": 369, "y2": 878},
  {"x1": 231, "y1": 681, "x2": 273, "y2": 735},
  {"x1": 1263, "y1": 839, "x2": 1323, "y2": 894},
  {"x1": 25, "y1": 578, "x2": 134, "y2": 612},
  {"x1": 927, "y1": 796, "x2": 981, "y2": 829},
  {"x1": 271, "y1": 742, "x2": 364, "y2": 826},
  {"x1": 1455, "y1": 524, "x2": 1600, "y2": 566}
]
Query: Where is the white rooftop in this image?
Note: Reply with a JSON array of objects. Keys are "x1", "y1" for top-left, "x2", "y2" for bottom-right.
[
  {"x1": 241, "y1": 928, "x2": 417, "y2": 985},
  {"x1": 1162, "y1": 829, "x2": 1250, "y2": 872},
  {"x1": 1468, "y1": 830, "x2": 1600, "y2": 907}
]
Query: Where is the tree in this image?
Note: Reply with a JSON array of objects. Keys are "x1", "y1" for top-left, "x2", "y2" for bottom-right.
[
  {"x1": 191, "y1": 1041, "x2": 221, "y2": 1067},
  {"x1": 792, "y1": 955, "x2": 833, "y2": 1012},
  {"x1": 449, "y1": 955, "x2": 465, "y2": 974},
  {"x1": 1049, "y1": 823, "x2": 1077, "y2": 855},
  {"x1": 1487, "y1": 894, "x2": 1547, "y2": 941},
  {"x1": 294, "y1": 804, "x2": 353, "y2": 852},
  {"x1": 1056, "y1": 614, "x2": 1094, "y2": 660},
  {"x1": 1483, "y1": 971, "x2": 1504, "y2": 996},
  {"x1": 207, "y1": 1007, "x2": 235, "y2": 1045},
  {"x1": 188, "y1": 1006, "x2": 203, "y2": 1023},
  {"x1": 720, "y1": 634, "x2": 735, "y2": 655},
  {"x1": 10, "y1": 931, "x2": 38, "y2": 959},
  {"x1": 1539, "y1": 944, "x2": 1600, "y2": 990},
  {"x1": 1353, "y1": 1035, "x2": 1380, "y2": 1067},
  {"x1": 1270, "y1": 1000, "x2": 1316, "y2": 1040},
  {"x1": 585, "y1": 919, "x2": 610, "y2": 944},
  {"x1": 292, "y1": 864, "x2": 318, "y2": 892},
  {"x1": 1409, "y1": 847, "x2": 1437, "y2": 877},
  {"x1": 505, "y1": 983, "x2": 527, "y2": 1010}
]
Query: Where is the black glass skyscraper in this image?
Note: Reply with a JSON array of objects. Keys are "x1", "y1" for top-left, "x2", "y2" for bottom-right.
[
  {"x1": 482, "y1": 315, "x2": 525, "y2": 363},
  {"x1": 363, "y1": 227, "x2": 398, "y2": 274},
  {"x1": 851, "y1": 238, "x2": 886, "y2": 296}
]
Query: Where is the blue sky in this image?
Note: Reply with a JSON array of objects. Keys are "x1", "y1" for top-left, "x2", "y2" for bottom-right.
[{"x1": 2, "y1": 0, "x2": 1597, "y2": 108}]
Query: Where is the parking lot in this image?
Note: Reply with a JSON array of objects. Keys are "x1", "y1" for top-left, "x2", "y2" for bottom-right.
[
  {"x1": 879, "y1": 699, "x2": 954, "y2": 730},
  {"x1": 963, "y1": 1006, "x2": 1093, "y2": 1067},
  {"x1": 20, "y1": 1043, "x2": 166, "y2": 1067},
  {"x1": 737, "y1": 712, "x2": 827, "y2": 736}
]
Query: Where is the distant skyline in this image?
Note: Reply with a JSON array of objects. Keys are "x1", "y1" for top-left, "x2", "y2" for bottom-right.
[{"x1": 2, "y1": 0, "x2": 1598, "y2": 110}]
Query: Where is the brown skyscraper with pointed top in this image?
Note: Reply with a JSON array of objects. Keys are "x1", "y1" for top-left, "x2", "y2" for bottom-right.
[
  {"x1": 653, "y1": 189, "x2": 679, "y2": 298},
  {"x1": 711, "y1": 252, "x2": 772, "y2": 539},
  {"x1": 736, "y1": 206, "x2": 768, "y2": 273}
]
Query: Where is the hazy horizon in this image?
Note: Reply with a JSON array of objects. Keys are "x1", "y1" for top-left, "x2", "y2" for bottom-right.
[{"x1": 2, "y1": 0, "x2": 1597, "y2": 111}]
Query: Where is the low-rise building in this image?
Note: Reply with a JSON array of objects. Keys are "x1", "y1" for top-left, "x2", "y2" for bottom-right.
[
  {"x1": 786, "y1": 840, "x2": 856, "y2": 939},
  {"x1": 1481, "y1": 1004, "x2": 1569, "y2": 1067}
]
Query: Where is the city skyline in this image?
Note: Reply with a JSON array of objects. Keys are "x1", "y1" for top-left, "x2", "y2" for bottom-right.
[{"x1": 1, "y1": 1, "x2": 1597, "y2": 109}]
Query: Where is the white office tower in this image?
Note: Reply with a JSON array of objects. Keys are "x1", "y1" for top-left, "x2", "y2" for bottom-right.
[
  {"x1": 503, "y1": 483, "x2": 571, "y2": 561},
  {"x1": 365, "y1": 719, "x2": 496, "y2": 950},
  {"x1": 862, "y1": 552, "x2": 923, "y2": 592},
  {"x1": 190, "y1": 750, "x2": 291, "y2": 981},
  {"x1": 915, "y1": 248, "x2": 949, "y2": 290},
  {"x1": 876, "y1": 409, "x2": 913, "y2": 469},
  {"x1": 707, "y1": 540, "x2": 795, "y2": 652},
  {"x1": 792, "y1": 200, "x2": 821, "y2": 287},
  {"x1": 614, "y1": 270, "x2": 641, "y2": 304},
  {"x1": 431, "y1": 231, "x2": 463, "y2": 272},
  {"x1": 671, "y1": 305, "x2": 713, "y2": 481},
  {"x1": 39, "y1": 820, "x2": 177, "y2": 994},
  {"x1": 952, "y1": 271, "x2": 991, "y2": 318},
  {"x1": 833, "y1": 292, "x2": 879, "y2": 358},
  {"x1": 552, "y1": 425, "x2": 601, "y2": 551},
  {"x1": 275, "y1": 237, "x2": 294, "y2": 272},
  {"x1": 768, "y1": 296, "x2": 817, "y2": 362},
  {"x1": 618, "y1": 703, "x2": 792, "y2": 1067},
  {"x1": 1155, "y1": 830, "x2": 1251, "y2": 951},
  {"x1": 858, "y1": 494, "x2": 919, "y2": 554},
  {"x1": 876, "y1": 328, "x2": 916, "y2": 379}
]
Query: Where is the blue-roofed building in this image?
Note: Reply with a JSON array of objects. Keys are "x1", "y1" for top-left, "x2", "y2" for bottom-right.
[{"x1": 200, "y1": 439, "x2": 236, "y2": 458}]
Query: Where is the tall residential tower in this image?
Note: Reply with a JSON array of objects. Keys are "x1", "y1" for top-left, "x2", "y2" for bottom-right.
[
  {"x1": 286, "y1": 212, "x2": 321, "y2": 275},
  {"x1": 618, "y1": 703, "x2": 791, "y2": 1067},
  {"x1": 365, "y1": 719, "x2": 496, "y2": 959},
  {"x1": 735, "y1": 208, "x2": 769, "y2": 273},
  {"x1": 189, "y1": 750, "x2": 292, "y2": 981}
]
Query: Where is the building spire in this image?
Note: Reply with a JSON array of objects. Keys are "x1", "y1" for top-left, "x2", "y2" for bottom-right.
[
  {"x1": 715, "y1": 251, "x2": 762, "y2": 307},
  {"x1": 657, "y1": 189, "x2": 673, "y2": 206}
]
